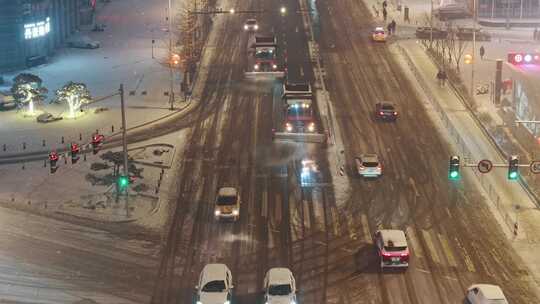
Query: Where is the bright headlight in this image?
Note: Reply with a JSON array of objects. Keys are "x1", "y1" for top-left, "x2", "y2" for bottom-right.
[
  {"x1": 214, "y1": 210, "x2": 221, "y2": 216},
  {"x1": 197, "y1": 302, "x2": 202, "y2": 304},
  {"x1": 308, "y1": 123, "x2": 315, "y2": 132},
  {"x1": 224, "y1": 301, "x2": 230, "y2": 304},
  {"x1": 272, "y1": 64, "x2": 277, "y2": 69},
  {"x1": 285, "y1": 123, "x2": 293, "y2": 132},
  {"x1": 254, "y1": 25, "x2": 259, "y2": 30},
  {"x1": 254, "y1": 64, "x2": 259, "y2": 70},
  {"x1": 232, "y1": 209, "x2": 239, "y2": 216},
  {"x1": 290, "y1": 301, "x2": 296, "y2": 304},
  {"x1": 244, "y1": 25, "x2": 248, "y2": 30}
]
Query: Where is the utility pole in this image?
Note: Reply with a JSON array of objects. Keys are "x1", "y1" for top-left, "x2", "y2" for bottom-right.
[
  {"x1": 119, "y1": 84, "x2": 130, "y2": 217},
  {"x1": 168, "y1": 0, "x2": 175, "y2": 110},
  {"x1": 471, "y1": 0, "x2": 477, "y2": 98},
  {"x1": 430, "y1": 0, "x2": 433, "y2": 47}
]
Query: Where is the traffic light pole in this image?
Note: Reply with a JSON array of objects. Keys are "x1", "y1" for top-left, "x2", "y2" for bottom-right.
[{"x1": 119, "y1": 84, "x2": 130, "y2": 217}]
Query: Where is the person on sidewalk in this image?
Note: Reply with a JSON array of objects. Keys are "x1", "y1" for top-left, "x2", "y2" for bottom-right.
[
  {"x1": 382, "y1": 0, "x2": 388, "y2": 8},
  {"x1": 479, "y1": 45, "x2": 485, "y2": 60},
  {"x1": 383, "y1": 8, "x2": 387, "y2": 21},
  {"x1": 436, "y1": 70, "x2": 443, "y2": 87},
  {"x1": 441, "y1": 70, "x2": 447, "y2": 87},
  {"x1": 390, "y1": 19, "x2": 396, "y2": 34}
]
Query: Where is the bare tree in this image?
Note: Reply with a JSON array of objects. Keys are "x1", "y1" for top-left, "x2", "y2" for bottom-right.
[{"x1": 446, "y1": 24, "x2": 468, "y2": 72}]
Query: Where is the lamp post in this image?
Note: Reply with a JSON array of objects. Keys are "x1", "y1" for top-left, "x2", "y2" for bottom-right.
[
  {"x1": 471, "y1": 0, "x2": 477, "y2": 98},
  {"x1": 168, "y1": 0, "x2": 174, "y2": 110}
]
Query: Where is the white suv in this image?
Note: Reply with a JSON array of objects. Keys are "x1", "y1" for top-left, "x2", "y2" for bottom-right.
[
  {"x1": 195, "y1": 264, "x2": 233, "y2": 304},
  {"x1": 263, "y1": 268, "x2": 297, "y2": 304},
  {"x1": 466, "y1": 284, "x2": 508, "y2": 304}
]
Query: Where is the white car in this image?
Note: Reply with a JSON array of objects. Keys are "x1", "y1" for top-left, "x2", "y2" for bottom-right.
[
  {"x1": 355, "y1": 154, "x2": 382, "y2": 178},
  {"x1": 374, "y1": 229, "x2": 410, "y2": 269},
  {"x1": 195, "y1": 264, "x2": 234, "y2": 304},
  {"x1": 244, "y1": 19, "x2": 259, "y2": 31},
  {"x1": 214, "y1": 187, "x2": 241, "y2": 221},
  {"x1": 263, "y1": 268, "x2": 297, "y2": 304},
  {"x1": 66, "y1": 35, "x2": 100, "y2": 49},
  {"x1": 466, "y1": 284, "x2": 508, "y2": 304}
]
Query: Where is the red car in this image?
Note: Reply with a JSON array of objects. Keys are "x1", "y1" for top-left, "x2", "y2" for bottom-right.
[
  {"x1": 375, "y1": 102, "x2": 398, "y2": 121},
  {"x1": 374, "y1": 229, "x2": 409, "y2": 269}
]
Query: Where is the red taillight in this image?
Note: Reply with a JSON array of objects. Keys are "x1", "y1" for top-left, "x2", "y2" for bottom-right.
[
  {"x1": 379, "y1": 111, "x2": 384, "y2": 115},
  {"x1": 393, "y1": 111, "x2": 398, "y2": 116}
]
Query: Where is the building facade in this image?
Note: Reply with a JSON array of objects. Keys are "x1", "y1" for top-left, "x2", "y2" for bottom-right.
[
  {"x1": 0, "y1": 0, "x2": 91, "y2": 72},
  {"x1": 478, "y1": 0, "x2": 540, "y2": 19}
]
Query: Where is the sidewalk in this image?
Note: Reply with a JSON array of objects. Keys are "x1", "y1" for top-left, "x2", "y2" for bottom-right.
[{"x1": 396, "y1": 38, "x2": 540, "y2": 290}]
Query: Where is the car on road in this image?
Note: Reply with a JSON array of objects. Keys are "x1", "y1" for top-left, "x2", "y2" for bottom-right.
[
  {"x1": 355, "y1": 154, "x2": 382, "y2": 178},
  {"x1": 466, "y1": 284, "x2": 508, "y2": 304},
  {"x1": 372, "y1": 27, "x2": 387, "y2": 42},
  {"x1": 375, "y1": 102, "x2": 398, "y2": 121},
  {"x1": 195, "y1": 264, "x2": 234, "y2": 304},
  {"x1": 37, "y1": 112, "x2": 63, "y2": 123},
  {"x1": 300, "y1": 158, "x2": 319, "y2": 185},
  {"x1": 214, "y1": 187, "x2": 241, "y2": 221},
  {"x1": 374, "y1": 229, "x2": 409, "y2": 269},
  {"x1": 263, "y1": 268, "x2": 297, "y2": 304},
  {"x1": 244, "y1": 19, "x2": 259, "y2": 31},
  {"x1": 66, "y1": 35, "x2": 100, "y2": 49}
]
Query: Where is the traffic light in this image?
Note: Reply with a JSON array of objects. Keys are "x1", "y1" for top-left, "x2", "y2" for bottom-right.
[
  {"x1": 91, "y1": 134, "x2": 104, "y2": 154},
  {"x1": 49, "y1": 151, "x2": 59, "y2": 173},
  {"x1": 508, "y1": 155, "x2": 519, "y2": 180},
  {"x1": 448, "y1": 155, "x2": 460, "y2": 180},
  {"x1": 70, "y1": 143, "x2": 80, "y2": 164},
  {"x1": 117, "y1": 175, "x2": 129, "y2": 192}
]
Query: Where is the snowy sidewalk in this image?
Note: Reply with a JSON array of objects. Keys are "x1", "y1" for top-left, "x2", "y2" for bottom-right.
[{"x1": 396, "y1": 39, "x2": 540, "y2": 283}]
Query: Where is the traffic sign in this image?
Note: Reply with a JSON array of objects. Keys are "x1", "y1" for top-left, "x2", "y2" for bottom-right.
[
  {"x1": 530, "y1": 160, "x2": 540, "y2": 174},
  {"x1": 477, "y1": 159, "x2": 493, "y2": 173}
]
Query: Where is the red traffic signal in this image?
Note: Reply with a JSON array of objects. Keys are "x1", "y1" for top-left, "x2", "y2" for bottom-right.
[
  {"x1": 92, "y1": 134, "x2": 104, "y2": 144},
  {"x1": 507, "y1": 52, "x2": 540, "y2": 65},
  {"x1": 48, "y1": 151, "x2": 59, "y2": 161},
  {"x1": 71, "y1": 143, "x2": 80, "y2": 153}
]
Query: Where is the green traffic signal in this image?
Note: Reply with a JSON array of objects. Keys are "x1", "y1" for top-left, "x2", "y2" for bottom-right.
[
  {"x1": 448, "y1": 156, "x2": 460, "y2": 180},
  {"x1": 118, "y1": 175, "x2": 129, "y2": 188},
  {"x1": 508, "y1": 155, "x2": 519, "y2": 181}
]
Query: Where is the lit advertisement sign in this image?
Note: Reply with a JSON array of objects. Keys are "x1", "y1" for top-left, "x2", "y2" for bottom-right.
[
  {"x1": 24, "y1": 17, "x2": 51, "y2": 40},
  {"x1": 507, "y1": 52, "x2": 540, "y2": 65}
]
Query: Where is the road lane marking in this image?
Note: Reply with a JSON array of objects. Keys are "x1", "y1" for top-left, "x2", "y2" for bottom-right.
[
  {"x1": 455, "y1": 237, "x2": 476, "y2": 273},
  {"x1": 331, "y1": 207, "x2": 340, "y2": 237},
  {"x1": 360, "y1": 213, "x2": 372, "y2": 243},
  {"x1": 275, "y1": 193, "x2": 282, "y2": 222},
  {"x1": 406, "y1": 227, "x2": 424, "y2": 258},
  {"x1": 346, "y1": 213, "x2": 356, "y2": 240},
  {"x1": 438, "y1": 233, "x2": 458, "y2": 267},
  {"x1": 421, "y1": 229, "x2": 441, "y2": 265},
  {"x1": 303, "y1": 200, "x2": 311, "y2": 230},
  {"x1": 261, "y1": 189, "x2": 268, "y2": 218}
]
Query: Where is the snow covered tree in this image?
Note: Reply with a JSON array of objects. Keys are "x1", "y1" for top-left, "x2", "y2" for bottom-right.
[
  {"x1": 54, "y1": 81, "x2": 92, "y2": 118},
  {"x1": 11, "y1": 73, "x2": 47, "y2": 114}
]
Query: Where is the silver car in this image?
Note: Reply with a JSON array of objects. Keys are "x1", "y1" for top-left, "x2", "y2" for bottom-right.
[
  {"x1": 355, "y1": 154, "x2": 382, "y2": 178},
  {"x1": 66, "y1": 35, "x2": 100, "y2": 49}
]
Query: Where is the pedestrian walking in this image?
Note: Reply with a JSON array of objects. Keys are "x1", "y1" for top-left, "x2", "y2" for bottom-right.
[
  {"x1": 382, "y1": 0, "x2": 388, "y2": 8},
  {"x1": 441, "y1": 70, "x2": 447, "y2": 87},
  {"x1": 382, "y1": 8, "x2": 387, "y2": 21},
  {"x1": 479, "y1": 45, "x2": 485, "y2": 60},
  {"x1": 390, "y1": 19, "x2": 397, "y2": 34},
  {"x1": 436, "y1": 70, "x2": 443, "y2": 87}
]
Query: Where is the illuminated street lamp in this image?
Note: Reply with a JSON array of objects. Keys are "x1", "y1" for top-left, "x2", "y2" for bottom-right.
[{"x1": 280, "y1": 6, "x2": 287, "y2": 15}]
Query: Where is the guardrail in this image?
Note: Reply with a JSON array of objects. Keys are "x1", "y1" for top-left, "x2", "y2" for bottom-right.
[
  {"x1": 396, "y1": 43, "x2": 519, "y2": 232},
  {"x1": 273, "y1": 132, "x2": 327, "y2": 143}
]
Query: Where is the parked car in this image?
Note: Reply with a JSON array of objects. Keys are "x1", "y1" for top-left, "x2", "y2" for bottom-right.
[
  {"x1": 66, "y1": 35, "x2": 100, "y2": 49},
  {"x1": 37, "y1": 113, "x2": 63, "y2": 123}
]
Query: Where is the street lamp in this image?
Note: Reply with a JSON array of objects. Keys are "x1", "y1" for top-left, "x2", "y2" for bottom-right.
[{"x1": 280, "y1": 6, "x2": 287, "y2": 15}]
